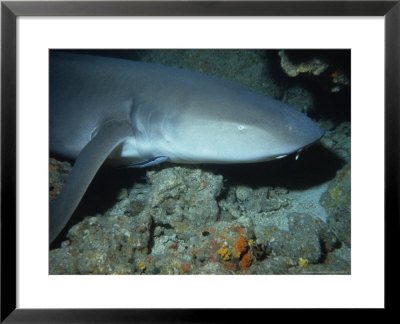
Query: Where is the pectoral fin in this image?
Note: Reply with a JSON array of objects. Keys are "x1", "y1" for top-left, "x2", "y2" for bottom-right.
[{"x1": 50, "y1": 120, "x2": 133, "y2": 244}]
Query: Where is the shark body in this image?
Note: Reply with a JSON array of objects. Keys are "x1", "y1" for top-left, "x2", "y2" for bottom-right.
[{"x1": 50, "y1": 52, "x2": 324, "y2": 243}]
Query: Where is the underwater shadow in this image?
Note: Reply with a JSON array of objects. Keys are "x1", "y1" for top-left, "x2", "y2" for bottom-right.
[{"x1": 204, "y1": 143, "x2": 346, "y2": 190}]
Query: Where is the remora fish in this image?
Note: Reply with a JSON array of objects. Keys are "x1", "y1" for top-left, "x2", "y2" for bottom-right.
[{"x1": 50, "y1": 52, "x2": 324, "y2": 244}]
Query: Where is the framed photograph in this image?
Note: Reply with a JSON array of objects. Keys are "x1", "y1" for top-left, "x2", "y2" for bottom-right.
[{"x1": 1, "y1": 0, "x2": 396, "y2": 320}]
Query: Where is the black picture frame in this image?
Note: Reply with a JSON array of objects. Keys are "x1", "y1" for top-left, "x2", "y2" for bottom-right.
[{"x1": 1, "y1": 0, "x2": 397, "y2": 321}]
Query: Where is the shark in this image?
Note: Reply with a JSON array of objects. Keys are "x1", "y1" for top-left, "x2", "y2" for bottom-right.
[{"x1": 49, "y1": 51, "x2": 324, "y2": 244}]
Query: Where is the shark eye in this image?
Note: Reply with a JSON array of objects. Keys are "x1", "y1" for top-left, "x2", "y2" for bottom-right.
[{"x1": 237, "y1": 125, "x2": 246, "y2": 131}]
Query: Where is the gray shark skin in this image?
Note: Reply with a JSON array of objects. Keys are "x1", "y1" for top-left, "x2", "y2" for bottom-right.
[{"x1": 49, "y1": 52, "x2": 324, "y2": 244}]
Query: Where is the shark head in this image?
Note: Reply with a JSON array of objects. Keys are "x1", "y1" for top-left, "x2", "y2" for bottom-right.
[{"x1": 129, "y1": 73, "x2": 324, "y2": 164}]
